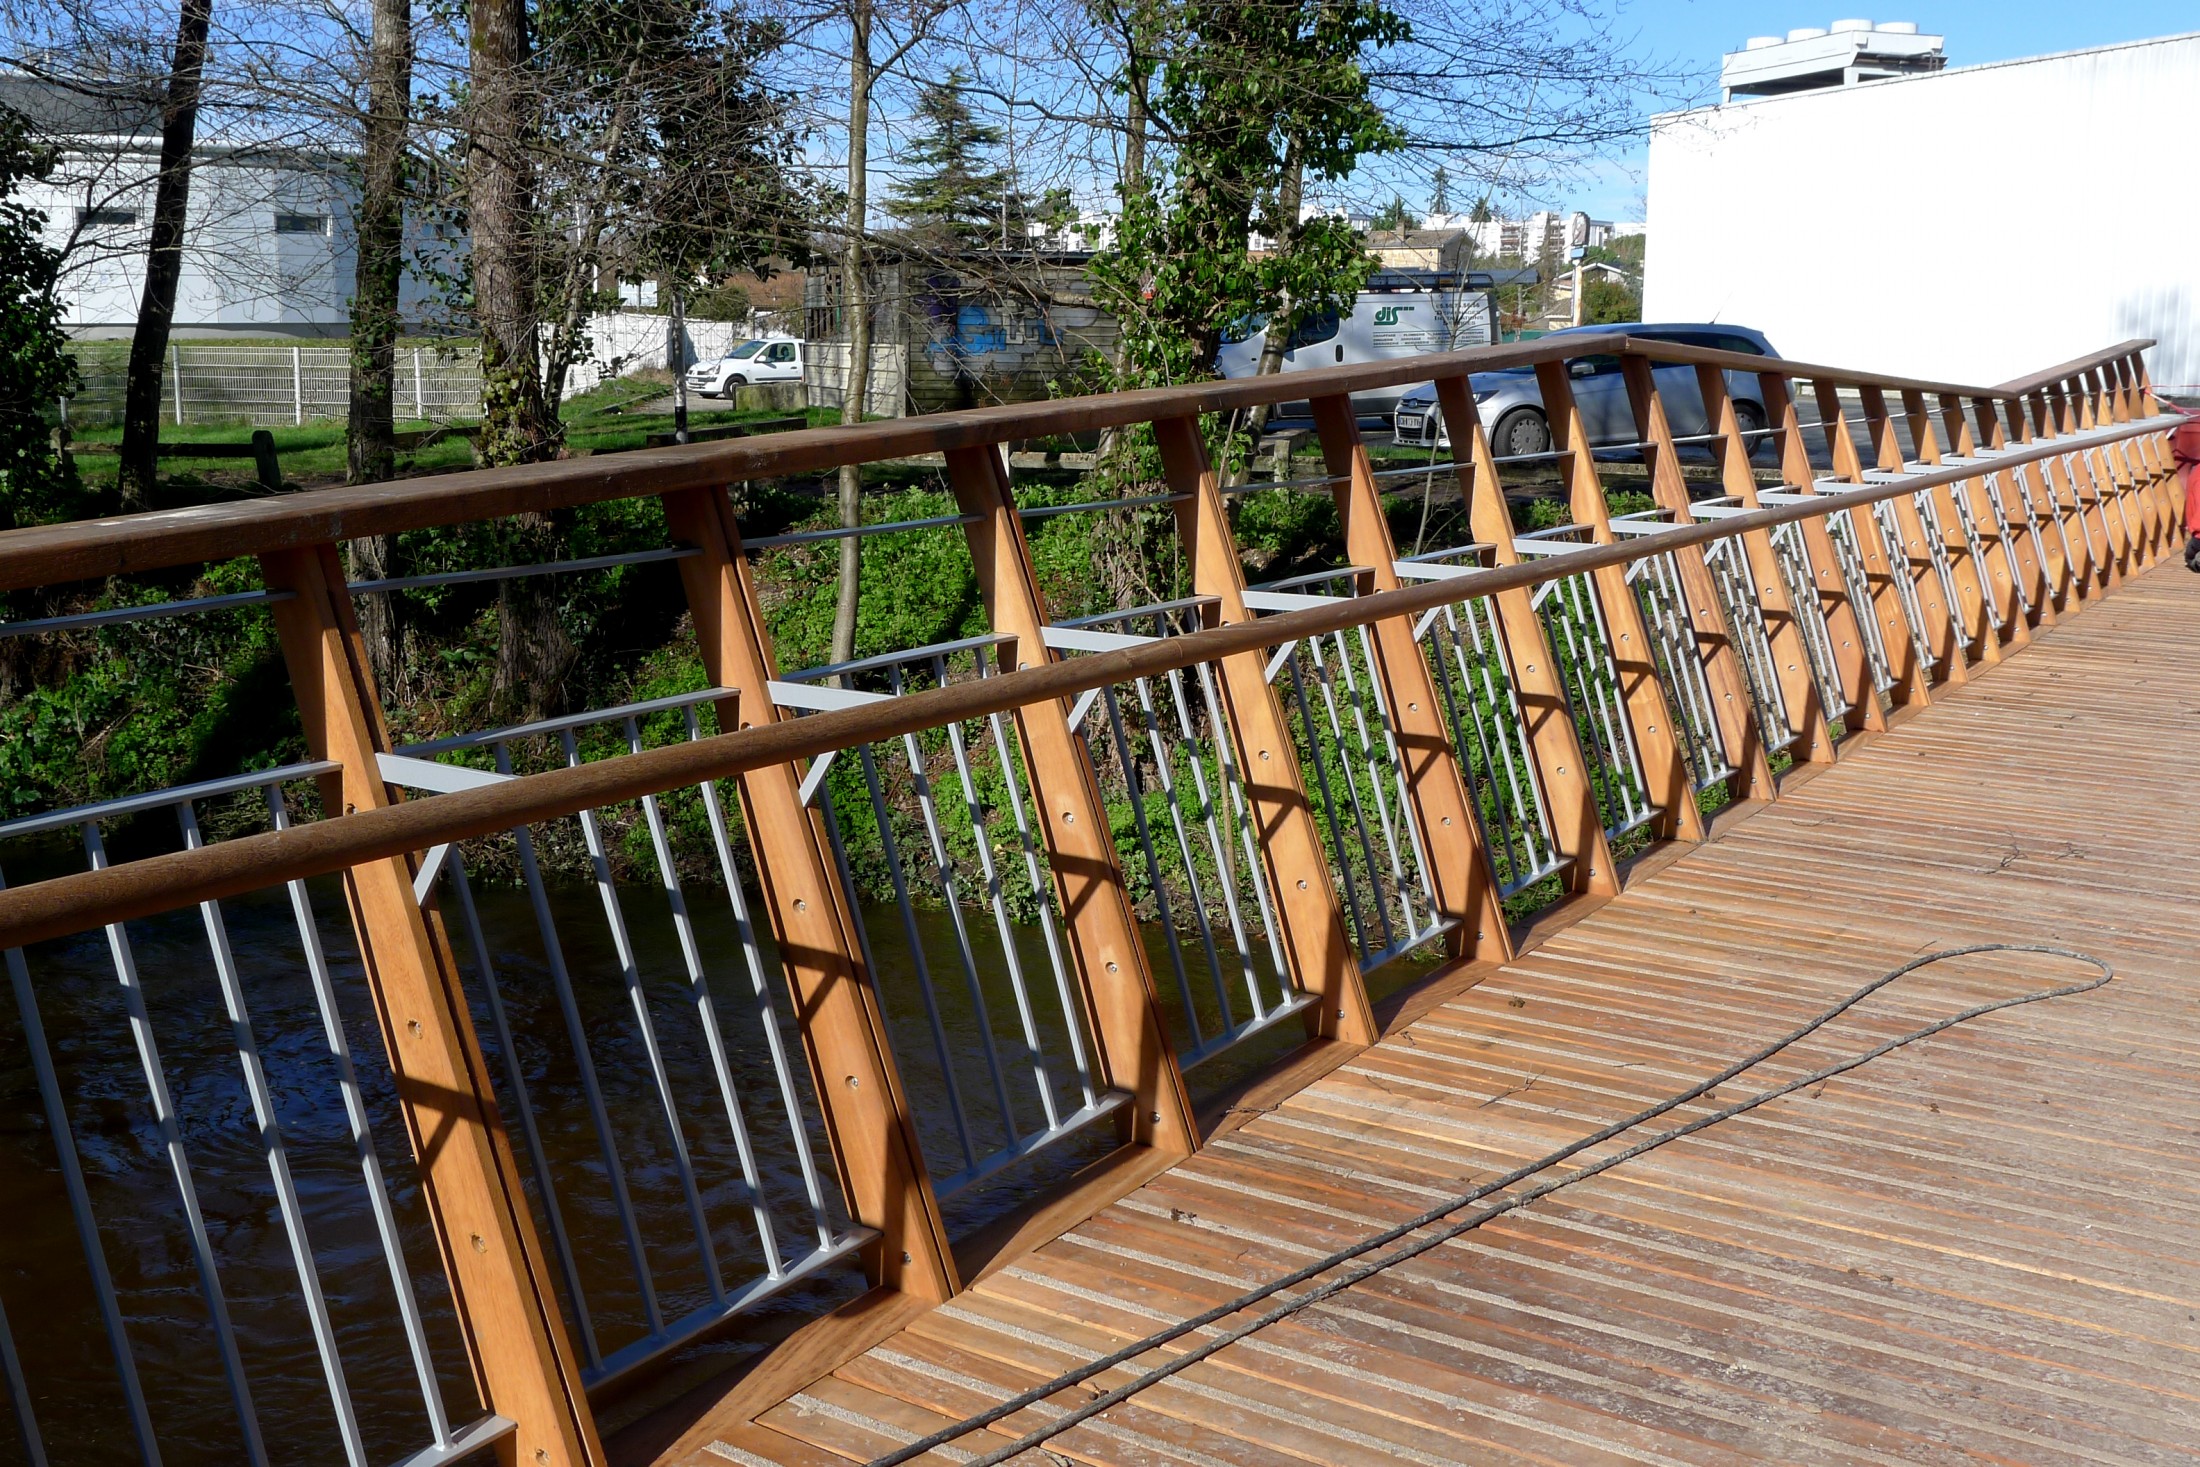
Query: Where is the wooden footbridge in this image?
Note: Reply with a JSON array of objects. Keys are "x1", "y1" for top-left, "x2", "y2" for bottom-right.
[{"x1": 0, "y1": 336, "x2": 2187, "y2": 1467}]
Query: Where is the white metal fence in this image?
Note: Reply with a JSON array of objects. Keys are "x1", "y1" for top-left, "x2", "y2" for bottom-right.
[{"x1": 64, "y1": 343, "x2": 485, "y2": 429}]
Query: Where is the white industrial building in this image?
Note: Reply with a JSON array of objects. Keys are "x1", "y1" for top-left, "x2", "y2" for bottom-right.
[
  {"x1": 4, "y1": 71, "x2": 452, "y2": 339},
  {"x1": 1644, "y1": 28, "x2": 2200, "y2": 393}
]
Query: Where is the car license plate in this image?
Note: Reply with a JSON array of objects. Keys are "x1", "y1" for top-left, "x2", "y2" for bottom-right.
[{"x1": 1396, "y1": 414, "x2": 1423, "y2": 434}]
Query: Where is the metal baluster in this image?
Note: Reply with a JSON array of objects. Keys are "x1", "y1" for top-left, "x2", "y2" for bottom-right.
[
  {"x1": 1188, "y1": 659, "x2": 1293, "y2": 997},
  {"x1": 81, "y1": 824, "x2": 267, "y2": 1467},
  {"x1": 1704, "y1": 538, "x2": 1793, "y2": 750},
  {"x1": 1768, "y1": 523, "x2": 1849, "y2": 720},
  {"x1": 846, "y1": 743, "x2": 978, "y2": 1173},
  {"x1": 1454, "y1": 596, "x2": 1561, "y2": 886},
  {"x1": 1345, "y1": 619, "x2": 1442, "y2": 943},
  {"x1": 1912, "y1": 491, "x2": 1972, "y2": 639},
  {"x1": 1279, "y1": 647, "x2": 1383, "y2": 954},
  {"x1": 1868, "y1": 499, "x2": 1938, "y2": 670},
  {"x1": 1946, "y1": 485, "x2": 2006, "y2": 632},
  {"x1": 883, "y1": 666, "x2": 1022, "y2": 1153},
  {"x1": 1424, "y1": 603, "x2": 1521, "y2": 887},
  {"x1": 0, "y1": 864, "x2": 155, "y2": 1467},
  {"x1": 1092, "y1": 680, "x2": 1209, "y2": 1054},
  {"x1": 1305, "y1": 629, "x2": 1410, "y2": 945},
  {"x1": 491, "y1": 742, "x2": 661, "y2": 1339},
  {"x1": 930, "y1": 657, "x2": 1063, "y2": 1133},
  {"x1": 559, "y1": 727, "x2": 725, "y2": 1310},
  {"x1": 264, "y1": 791, "x2": 452, "y2": 1448},
  {"x1": 440, "y1": 850, "x2": 600, "y2": 1367},
  {"x1": 174, "y1": 803, "x2": 365, "y2": 1467},
  {"x1": 620, "y1": 718, "x2": 786, "y2": 1279},
  {"x1": 1137, "y1": 670, "x2": 1269, "y2": 1026},
  {"x1": 1825, "y1": 510, "x2": 1895, "y2": 692},
  {"x1": 1628, "y1": 553, "x2": 1727, "y2": 789},
  {"x1": 0, "y1": 1290, "x2": 43, "y2": 1467},
  {"x1": 977, "y1": 702, "x2": 1100, "y2": 1110},
  {"x1": 683, "y1": 706, "x2": 838, "y2": 1253},
  {"x1": 1979, "y1": 476, "x2": 2034, "y2": 622}
]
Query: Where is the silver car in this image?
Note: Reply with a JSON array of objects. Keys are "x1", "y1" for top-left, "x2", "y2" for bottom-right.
[{"x1": 1391, "y1": 323, "x2": 1780, "y2": 458}]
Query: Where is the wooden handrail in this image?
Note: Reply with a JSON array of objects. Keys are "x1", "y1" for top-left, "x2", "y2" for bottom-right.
[
  {"x1": 0, "y1": 332, "x2": 2057, "y2": 595},
  {"x1": 0, "y1": 408, "x2": 2168, "y2": 954},
  {"x1": 1994, "y1": 338, "x2": 2157, "y2": 395}
]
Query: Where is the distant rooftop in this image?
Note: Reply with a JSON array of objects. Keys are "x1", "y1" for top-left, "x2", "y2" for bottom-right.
[{"x1": 1720, "y1": 19, "x2": 1946, "y2": 100}]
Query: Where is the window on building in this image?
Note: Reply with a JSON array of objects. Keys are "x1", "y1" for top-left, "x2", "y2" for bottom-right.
[
  {"x1": 274, "y1": 213, "x2": 331, "y2": 236},
  {"x1": 77, "y1": 207, "x2": 137, "y2": 229}
]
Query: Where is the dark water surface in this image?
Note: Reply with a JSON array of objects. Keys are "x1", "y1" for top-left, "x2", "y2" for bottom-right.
[{"x1": 0, "y1": 866, "x2": 1323, "y2": 1466}]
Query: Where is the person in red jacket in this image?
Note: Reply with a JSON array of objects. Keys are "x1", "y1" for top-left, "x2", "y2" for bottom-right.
[{"x1": 2178, "y1": 409, "x2": 2200, "y2": 570}]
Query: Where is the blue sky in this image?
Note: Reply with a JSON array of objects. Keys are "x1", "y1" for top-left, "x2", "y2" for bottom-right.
[{"x1": 1558, "y1": 0, "x2": 2193, "y2": 219}]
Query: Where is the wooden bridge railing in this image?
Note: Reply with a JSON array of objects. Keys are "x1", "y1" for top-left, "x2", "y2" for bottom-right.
[{"x1": 0, "y1": 334, "x2": 2178, "y2": 1467}]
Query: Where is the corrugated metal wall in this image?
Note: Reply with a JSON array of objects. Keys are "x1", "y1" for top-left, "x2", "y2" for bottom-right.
[{"x1": 1644, "y1": 32, "x2": 2200, "y2": 392}]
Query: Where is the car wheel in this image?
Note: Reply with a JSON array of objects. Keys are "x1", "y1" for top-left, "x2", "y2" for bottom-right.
[
  {"x1": 1491, "y1": 406, "x2": 1550, "y2": 459},
  {"x1": 1733, "y1": 401, "x2": 1768, "y2": 460},
  {"x1": 726, "y1": 374, "x2": 748, "y2": 387}
]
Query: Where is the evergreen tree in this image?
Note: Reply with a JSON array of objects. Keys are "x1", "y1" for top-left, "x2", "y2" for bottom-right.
[
  {"x1": 1428, "y1": 164, "x2": 1450, "y2": 215},
  {"x1": 887, "y1": 71, "x2": 1021, "y2": 250},
  {"x1": 1372, "y1": 193, "x2": 1411, "y2": 230},
  {"x1": 0, "y1": 103, "x2": 84, "y2": 531}
]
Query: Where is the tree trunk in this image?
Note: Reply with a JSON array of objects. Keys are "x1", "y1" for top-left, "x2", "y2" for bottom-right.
[
  {"x1": 830, "y1": 0, "x2": 873, "y2": 675},
  {"x1": 348, "y1": 0, "x2": 409, "y2": 486},
  {"x1": 116, "y1": 0, "x2": 215, "y2": 510},
  {"x1": 1236, "y1": 148, "x2": 1302, "y2": 477},
  {"x1": 668, "y1": 282, "x2": 689, "y2": 442},
  {"x1": 1096, "y1": 30, "x2": 1147, "y2": 464},
  {"x1": 469, "y1": 0, "x2": 553, "y2": 467},
  {"x1": 348, "y1": 0, "x2": 410, "y2": 688}
]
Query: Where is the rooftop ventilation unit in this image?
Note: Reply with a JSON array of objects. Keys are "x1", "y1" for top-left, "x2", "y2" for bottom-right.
[{"x1": 1719, "y1": 19, "x2": 1946, "y2": 101}]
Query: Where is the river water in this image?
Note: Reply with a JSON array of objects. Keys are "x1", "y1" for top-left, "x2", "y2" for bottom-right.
[{"x1": 0, "y1": 866, "x2": 1317, "y2": 1466}]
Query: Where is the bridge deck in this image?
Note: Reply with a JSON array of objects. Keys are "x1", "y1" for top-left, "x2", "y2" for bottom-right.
[{"x1": 657, "y1": 561, "x2": 2200, "y2": 1466}]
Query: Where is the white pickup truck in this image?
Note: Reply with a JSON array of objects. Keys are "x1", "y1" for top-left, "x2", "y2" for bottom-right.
[{"x1": 686, "y1": 337, "x2": 805, "y2": 398}]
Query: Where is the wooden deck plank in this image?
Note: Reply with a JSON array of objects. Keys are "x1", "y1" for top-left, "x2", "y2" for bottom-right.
[{"x1": 649, "y1": 560, "x2": 2200, "y2": 1465}]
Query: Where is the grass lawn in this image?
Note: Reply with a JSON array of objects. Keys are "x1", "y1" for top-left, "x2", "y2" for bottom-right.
[{"x1": 63, "y1": 375, "x2": 837, "y2": 503}]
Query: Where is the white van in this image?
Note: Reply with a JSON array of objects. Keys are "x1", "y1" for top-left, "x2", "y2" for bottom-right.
[
  {"x1": 686, "y1": 336, "x2": 805, "y2": 398},
  {"x1": 1215, "y1": 271, "x2": 1499, "y2": 417}
]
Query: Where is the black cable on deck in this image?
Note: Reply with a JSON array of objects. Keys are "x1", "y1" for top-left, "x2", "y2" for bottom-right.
[{"x1": 865, "y1": 942, "x2": 2114, "y2": 1467}]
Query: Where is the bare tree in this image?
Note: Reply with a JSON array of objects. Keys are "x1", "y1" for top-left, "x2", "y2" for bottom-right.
[
  {"x1": 115, "y1": 0, "x2": 213, "y2": 508},
  {"x1": 348, "y1": 0, "x2": 411, "y2": 688}
]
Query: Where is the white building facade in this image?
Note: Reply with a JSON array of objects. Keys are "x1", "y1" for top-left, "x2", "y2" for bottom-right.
[
  {"x1": 7, "y1": 73, "x2": 453, "y2": 339},
  {"x1": 1644, "y1": 31, "x2": 2200, "y2": 391}
]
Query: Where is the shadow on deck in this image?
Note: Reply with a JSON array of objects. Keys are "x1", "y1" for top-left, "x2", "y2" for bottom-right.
[{"x1": 626, "y1": 559, "x2": 2200, "y2": 1466}]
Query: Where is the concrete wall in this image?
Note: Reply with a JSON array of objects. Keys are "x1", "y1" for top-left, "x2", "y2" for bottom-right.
[{"x1": 1644, "y1": 32, "x2": 2200, "y2": 392}]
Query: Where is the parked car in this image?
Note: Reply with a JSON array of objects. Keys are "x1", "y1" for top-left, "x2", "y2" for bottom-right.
[
  {"x1": 1215, "y1": 270, "x2": 1501, "y2": 417},
  {"x1": 1390, "y1": 323, "x2": 1780, "y2": 458},
  {"x1": 686, "y1": 336, "x2": 805, "y2": 398}
]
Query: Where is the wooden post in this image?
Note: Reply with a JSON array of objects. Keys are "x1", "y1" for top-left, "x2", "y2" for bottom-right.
[
  {"x1": 1967, "y1": 396, "x2": 2054, "y2": 629},
  {"x1": 258, "y1": 543, "x2": 607, "y2": 1467},
  {"x1": 1811, "y1": 379, "x2": 1932, "y2": 711},
  {"x1": 1432, "y1": 377, "x2": 1619, "y2": 897},
  {"x1": 1934, "y1": 395, "x2": 2029, "y2": 649},
  {"x1": 2019, "y1": 391, "x2": 2099, "y2": 604},
  {"x1": 2049, "y1": 382, "x2": 2125, "y2": 588},
  {"x1": 942, "y1": 446, "x2": 1201, "y2": 1151},
  {"x1": 661, "y1": 486, "x2": 960, "y2": 1302},
  {"x1": 2078, "y1": 369, "x2": 2145, "y2": 566},
  {"x1": 2125, "y1": 353, "x2": 2181, "y2": 541},
  {"x1": 1764, "y1": 373, "x2": 1884, "y2": 729},
  {"x1": 1308, "y1": 395, "x2": 1513, "y2": 962},
  {"x1": 1857, "y1": 385, "x2": 1966, "y2": 685},
  {"x1": 1899, "y1": 388, "x2": 2001, "y2": 668},
  {"x1": 1619, "y1": 357, "x2": 1779, "y2": 796},
  {"x1": 1151, "y1": 415, "x2": 1377, "y2": 1046},
  {"x1": 1534, "y1": 360, "x2": 1705, "y2": 843},
  {"x1": 2114, "y1": 356, "x2": 2172, "y2": 550},
  {"x1": 1694, "y1": 362, "x2": 1836, "y2": 764}
]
